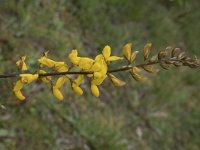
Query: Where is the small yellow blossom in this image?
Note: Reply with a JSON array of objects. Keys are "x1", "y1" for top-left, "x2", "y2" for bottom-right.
[
  {"x1": 20, "y1": 74, "x2": 39, "y2": 84},
  {"x1": 16, "y1": 56, "x2": 28, "y2": 71},
  {"x1": 54, "y1": 76, "x2": 67, "y2": 89},
  {"x1": 38, "y1": 51, "x2": 56, "y2": 68},
  {"x1": 71, "y1": 75, "x2": 84, "y2": 95},
  {"x1": 13, "y1": 74, "x2": 38, "y2": 100},
  {"x1": 68, "y1": 49, "x2": 94, "y2": 70},
  {"x1": 102, "y1": 45, "x2": 123, "y2": 62},
  {"x1": 68, "y1": 50, "x2": 80, "y2": 65}
]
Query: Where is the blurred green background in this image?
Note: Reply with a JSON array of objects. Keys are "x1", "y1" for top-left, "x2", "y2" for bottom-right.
[{"x1": 0, "y1": 0, "x2": 200, "y2": 150}]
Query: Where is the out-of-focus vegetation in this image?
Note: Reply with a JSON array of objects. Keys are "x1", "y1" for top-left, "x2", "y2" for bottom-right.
[{"x1": 0, "y1": 0, "x2": 200, "y2": 149}]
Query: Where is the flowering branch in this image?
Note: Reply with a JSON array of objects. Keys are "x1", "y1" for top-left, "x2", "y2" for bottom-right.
[{"x1": 0, "y1": 43, "x2": 199, "y2": 101}]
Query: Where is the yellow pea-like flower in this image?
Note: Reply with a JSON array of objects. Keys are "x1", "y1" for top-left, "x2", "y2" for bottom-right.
[
  {"x1": 38, "y1": 52, "x2": 56, "y2": 68},
  {"x1": 68, "y1": 49, "x2": 80, "y2": 65},
  {"x1": 19, "y1": 74, "x2": 38, "y2": 84},
  {"x1": 71, "y1": 83, "x2": 83, "y2": 95},
  {"x1": 91, "y1": 84, "x2": 99, "y2": 97},
  {"x1": 38, "y1": 57, "x2": 56, "y2": 68},
  {"x1": 94, "y1": 55, "x2": 108, "y2": 73},
  {"x1": 102, "y1": 45, "x2": 123, "y2": 62},
  {"x1": 20, "y1": 74, "x2": 39, "y2": 84},
  {"x1": 54, "y1": 76, "x2": 67, "y2": 89},
  {"x1": 52, "y1": 87, "x2": 64, "y2": 100},
  {"x1": 16, "y1": 56, "x2": 28, "y2": 71},
  {"x1": 39, "y1": 70, "x2": 51, "y2": 83},
  {"x1": 13, "y1": 74, "x2": 38, "y2": 100},
  {"x1": 13, "y1": 80, "x2": 24, "y2": 91},
  {"x1": 123, "y1": 43, "x2": 132, "y2": 61},
  {"x1": 14, "y1": 90, "x2": 25, "y2": 101}
]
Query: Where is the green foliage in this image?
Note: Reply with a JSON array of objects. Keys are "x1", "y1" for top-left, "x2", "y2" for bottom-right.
[{"x1": 0, "y1": 0, "x2": 200, "y2": 149}]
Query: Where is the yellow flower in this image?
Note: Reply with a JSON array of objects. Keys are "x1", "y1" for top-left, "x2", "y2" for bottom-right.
[
  {"x1": 102, "y1": 45, "x2": 123, "y2": 62},
  {"x1": 16, "y1": 56, "x2": 28, "y2": 71},
  {"x1": 91, "y1": 84, "x2": 99, "y2": 97},
  {"x1": 68, "y1": 50, "x2": 80, "y2": 65},
  {"x1": 39, "y1": 70, "x2": 51, "y2": 83},
  {"x1": 54, "y1": 76, "x2": 67, "y2": 89},
  {"x1": 90, "y1": 54, "x2": 108, "y2": 84},
  {"x1": 13, "y1": 74, "x2": 38, "y2": 101},
  {"x1": 13, "y1": 81, "x2": 25, "y2": 100},
  {"x1": 20, "y1": 74, "x2": 39, "y2": 84},
  {"x1": 68, "y1": 49, "x2": 94, "y2": 70},
  {"x1": 38, "y1": 51, "x2": 56, "y2": 68},
  {"x1": 71, "y1": 75, "x2": 84, "y2": 95},
  {"x1": 52, "y1": 76, "x2": 68, "y2": 100}
]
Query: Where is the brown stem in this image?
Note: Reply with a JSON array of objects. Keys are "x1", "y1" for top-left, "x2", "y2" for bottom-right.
[{"x1": 0, "y1": 58, "x2": 182, "y2": 79}]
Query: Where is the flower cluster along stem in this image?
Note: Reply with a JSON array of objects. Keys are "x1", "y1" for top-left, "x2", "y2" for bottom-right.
[
  {"x1": 0, "y1": 62, "x2": 155, "y2": 78},
  {"x1": 1, "y1": 42, "x2": 199, "y2": 101},
  {"x1": 0, "y1": 58, "x2": 183, "y2": 78}
]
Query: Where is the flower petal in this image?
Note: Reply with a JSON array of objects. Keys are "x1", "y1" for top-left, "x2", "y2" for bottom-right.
[
  {"x1": 78, "y1": 58, "x2": 94, "y2": 70},
  {"x1": 72, "y1": 83, "x2": 83, "y2": 95},
  {"x1": 54, "y1": 76, "x2": 67, "y2": 89},
  {"x1": 102, "y1": 45, "x2": 111, "y2": 61},
  {"x1": 14, "y1": 90, "x2": 25, "y2": 101},
  {"x1": 52, "y1": 87, "x2": 64, "y2": 100},
  {"x1": 68, "y1": 49, "x2": 80, "y2": 65},
  {"x1": 91, "y1": 84, "x2": 99, "y2": 97},
  {"x1": 13, "y1": 80, "x2": 24, "y2": 91}
]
